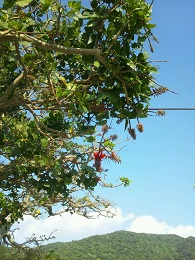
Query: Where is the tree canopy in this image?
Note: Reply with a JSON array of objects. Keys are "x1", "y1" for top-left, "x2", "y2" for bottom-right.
[{"x1": 0, "y1": 0, "x2": 167, "y2": 248}]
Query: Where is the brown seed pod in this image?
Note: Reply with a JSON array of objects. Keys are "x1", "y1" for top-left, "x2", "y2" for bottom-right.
[
  {"x1": 152, "y1": 87, "x2": 168, "y2": 97},
  {"x1": 110, "y1": 134, "x2": 118, "y2": 141},
  {"x1": 156, "y1": 110, "x2": 166, "y2": 116},
  {"x1": 116, "y1": 118, "x2": 124, "y2": 124},
  {"x1": 110, "y1": 152, "x2": 121, "y2": 163},
  {"x1": 137, "y1": 123, "x2": 144, "y2": 133},
  {"x1": 102, "y1": 124, "x2": 109, "y2": 133},
  {"x1": 128, "y1": 127, "x2": 136, "y2": 140}
]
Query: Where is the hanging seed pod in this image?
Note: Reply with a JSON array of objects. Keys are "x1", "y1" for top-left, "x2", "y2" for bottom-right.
[
  {"x1": 149, "y1": 42, "x2": 154, "y2": 53},
  {"x1": 128, "y1": 127, "x2": 136, "y2": 140},
  {"x1": 116, "y1": 118, "x2": 124, "y2": 124},
  {"x1": 156, "y1": 110, "x2": 166, "y2": 116},
  {"x1": 152, "y1": 87, "x2": 168, "y2": 97},
  {"x1": 153, "y1": 35, "x2": 159, "y2": 43},
  {"x1": 110, "y1": 134, "x2": 118, "y2": 141},
  {"x1": 102, "y1": 124, "x2": 109, "y2": 133},
  {"x1": 110, "y1": 152, "x2": 121, "y2": 163},
  {"x1": 148, "y1": 37, "x2": 154, "y2": 53},
  {"x1": 137, "y1": 123, "x2": 144, "y2": 133}
]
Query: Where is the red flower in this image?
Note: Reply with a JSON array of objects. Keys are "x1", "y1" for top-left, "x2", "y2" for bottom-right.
[
  {"x1": 93, "y1": 152, "x2": 106, "y2": 172},
  {"x1": 93, "y1": 152, "x2": 106, "y2": 160}
]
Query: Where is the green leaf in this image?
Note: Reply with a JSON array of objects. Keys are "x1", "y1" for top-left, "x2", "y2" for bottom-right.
[
  {"x1": 41, "y1": 138, "x2": 49, "y2": 148},
  {"x1": 68, "y1": 1, "x2": 81, "y2": 10},
  {"x1": 56, "y1": 86, "x2": 63, "y2": 98},
  {"x1": 104, "y1": 140, "x2": 115, "y2": 150},
  {"x1": 16, "y1": 0, "x2": 32, "y2": 7},
  {"x1": 85, "y1": 136, "x2": 96, "y2": 143},
  {"x1": 94, "y1": 61, "x2": 100, "y2": 68},
  {"x1": 91, "y1": 0, "x2": 98, "y2": 9},
  {"x1": 137, "y1": 110, "x2": 148, "y2": 118},
  {"x1": 97, "y1": 119, "x2": 107, "y2": 126},
  {"x1": 120, "y1": 177, "x2": 132, "y2": 187},
  {"x1": 77, "y1": 10, "x2": 97, "y2": 19},
  {"x1": 81, "y1": 163, "x2": 95, "y2": 173},
  {"x1": 39, "y1": 159, "x2": 47, "y2": 166},
  {"x1": 2, "y1": 0, "x2": 17, "y2": 9},
  {"x1": 20, "y1": 41, "x2": 32, "y2": 48},
  {"x1": 78, "y1": 104, "x2": 87, "y2": 113},
  {"x1": 43, "y1": 184, "x2": 50, "y2": 188},
  {"x1": 40, "y1": 0, "x2": 53, "y2": 11},
  {"x1": 40, "y1": 0, "x2": 52, "y2": 5},
  {"x1": 150, "y1": 66, "x2": 159, "y2": 74},
  {"x1": 15, "y1": 124, "x2": 23, "y2": 130},
  {"x1": 147, "y1": 23, "x2": 156, "y2": 29},
  {"x1": 143, "y1": 51, "x2": 151, "y2": 59}
]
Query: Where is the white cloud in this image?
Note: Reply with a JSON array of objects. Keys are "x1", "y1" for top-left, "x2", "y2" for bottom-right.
[
  {"x1": 127, "y1": 215, "x2": 195, "y2": 238},
  {"x1": 12, "y1": 209, "x2": 195, "y2": 245},
  {"x1": 13, "y1": 208, "x2": 134, "y2": 244},
  {"x1": 127, "y1": 215, "x2": 169, "y2": 234}
]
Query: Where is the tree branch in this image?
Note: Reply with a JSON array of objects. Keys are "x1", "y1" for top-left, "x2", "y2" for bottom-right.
[
  {"x1": 0, "y1": 73, "x2": 24, "y2": 104},
  {"x1": 0, "y1": 31, "x2": 108, "y2": 67}
]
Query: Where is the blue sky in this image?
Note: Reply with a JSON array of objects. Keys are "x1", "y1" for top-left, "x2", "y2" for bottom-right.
[
  {"x1": 14, "y1": 0, "x2": 195, "y2": 243},
  {"x1": 106, "y1": 0, "x2": 195, "y2": 224},
  {"x1": 90, "y1": 0, "x2": 195, "y2": 226}
]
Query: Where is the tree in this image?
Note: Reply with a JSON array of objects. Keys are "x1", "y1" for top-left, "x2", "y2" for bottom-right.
[{"x1": 0, "y1": 0, "x2": 167, "y2": 249}]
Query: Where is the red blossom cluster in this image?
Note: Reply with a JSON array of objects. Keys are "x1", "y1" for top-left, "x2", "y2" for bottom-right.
[{"x1": 93, "y1": 151, "x2": 106, "y2": 172}]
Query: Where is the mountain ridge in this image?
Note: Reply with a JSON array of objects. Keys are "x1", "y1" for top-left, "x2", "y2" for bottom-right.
[
  {"x1": 1, "y1": 230, "x2": 195, "y2": 259},
  {"x1": 41, "y1": 230, "x2": 195, "y2": 259}
]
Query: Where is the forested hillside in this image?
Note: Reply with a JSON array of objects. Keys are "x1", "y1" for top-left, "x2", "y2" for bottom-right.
[{"x1": 1, "y1": 231, "x2": 195, "y2": 259}]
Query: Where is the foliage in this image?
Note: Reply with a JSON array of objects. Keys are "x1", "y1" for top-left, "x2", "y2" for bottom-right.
[
  {"x1": 40, "y1": 231, "x2": 195, "y2": 260},
  {"x1": 1, "y1": 231, "x2": 195, "y2": 259},
  {"x1": 0, "y1": 0, "x2": 166, "y2": 248}
]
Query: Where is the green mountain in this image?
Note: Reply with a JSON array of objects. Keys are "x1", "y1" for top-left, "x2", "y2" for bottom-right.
[{"x1": 1, "y1": 231, "x2": 195, "y2": 259}]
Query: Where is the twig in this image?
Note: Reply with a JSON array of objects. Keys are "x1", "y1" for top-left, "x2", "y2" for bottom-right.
[
  {"x1": 148, "y1": 0, "x2": 155, "y2": 10},
  {"x1": 14, "y1": 42, "x2": 28, "y2": 75},
  {"x1": 150, "y1": 79, "x2": 179, "y2": 95},
  {"x1": 149, "y1": 60, "x2": 169, "y2": 62},
  {"x1": 107, "y1": 23, "x2": 128, "y2": 53}
]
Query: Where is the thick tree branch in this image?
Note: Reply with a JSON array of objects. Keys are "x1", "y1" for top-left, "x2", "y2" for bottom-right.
[{"x1": 0, "y1": 31, "x2": 108, "y2": 67}]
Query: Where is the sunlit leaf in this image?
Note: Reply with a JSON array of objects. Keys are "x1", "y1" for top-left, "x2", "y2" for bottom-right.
[{"x1": 94, "y1": 61, "x2": 100, "y2": 68}]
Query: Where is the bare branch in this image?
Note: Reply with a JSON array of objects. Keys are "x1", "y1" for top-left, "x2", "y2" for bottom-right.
[{"x1": 2, "y1": 229, "x2": 56, "y2": 252}]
